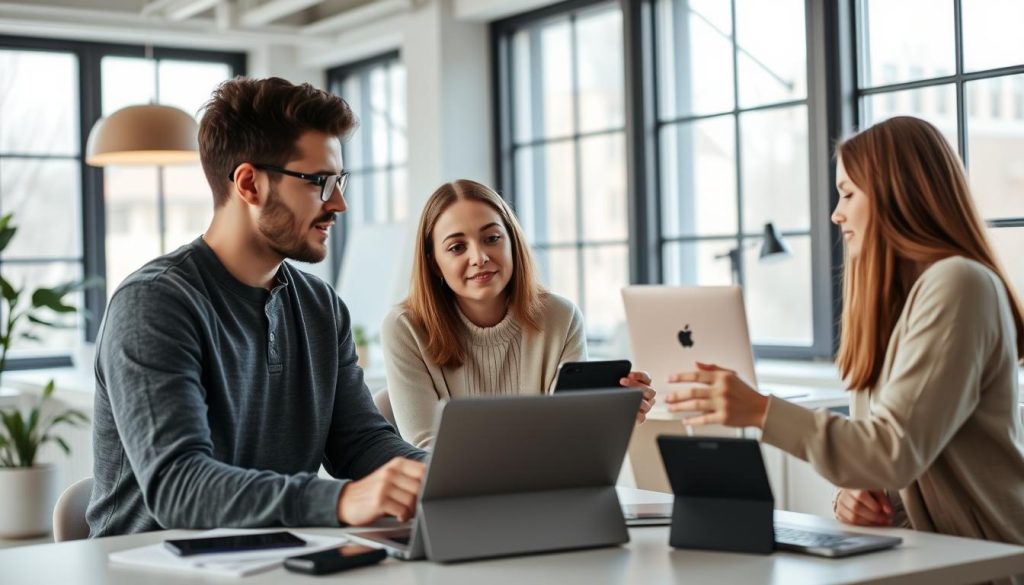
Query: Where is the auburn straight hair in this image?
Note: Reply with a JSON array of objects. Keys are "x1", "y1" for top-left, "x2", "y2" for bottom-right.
[
  {"x1": 835, "y1": 116, "x2": 1024, "y2": 390},
  {"x1": 403, "y1": 180, "x2": 545, "y2": 368}
]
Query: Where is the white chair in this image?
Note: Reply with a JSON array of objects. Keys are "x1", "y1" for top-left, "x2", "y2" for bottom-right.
[{"x1": 52, "y1": 477, "x2": 93, "y2": 542}]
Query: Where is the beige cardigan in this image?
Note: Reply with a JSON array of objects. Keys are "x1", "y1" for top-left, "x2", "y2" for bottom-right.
[
  {"x1": 763, "y1": 256, "x2": 1024, "y2": 545},
  {"x1": 381, "y1": 292, "x2": 586, "y2": 448}
]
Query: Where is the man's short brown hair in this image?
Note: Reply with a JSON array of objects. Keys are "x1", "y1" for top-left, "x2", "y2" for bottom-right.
[{"x1": 199, "y1": 76, "x2": 357, "y2": 207}]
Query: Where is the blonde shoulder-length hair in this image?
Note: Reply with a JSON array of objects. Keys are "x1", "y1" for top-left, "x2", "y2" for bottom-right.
[
  {"x1": 835, "y1": 116, "x2": 1024, "y2": 390},
  {"x1": 402, "y1": 179, "x2": 546, "y2": 368}
]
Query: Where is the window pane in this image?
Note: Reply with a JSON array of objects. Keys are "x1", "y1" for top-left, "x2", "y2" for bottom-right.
[
  {"x1": 2, "y1": 262, "x2": 83, "y2": 356},
  {"x1": 662, "y1": 240, "x2": 735, "y2": 286},
  {"x1": 962, "y1": 0, "x2": 1024, "y2": 72},
  {"x1": 989, "y1": 227, "x2": 1024, "y2": 300},
  {"x1": 389, "y1": 64, "x2": 408, "y2": 165},
  {"x1": 740, "y1": 105, "x2": 810, "y2": 233},
  {"x1": 660, "y1": 116, "x2": 737, "y2": 238},
  {"x1": 371, "y1": 170, "x2": 390, "y2": 223},
  {"x1": 744, "y1": 235, "x2": 812, "y2": 346},
  {"x1": 101, "y1": 57, "x2": 156, "y2": 115},
  {"x1": 512, "y1": 19, "x2": 574, "y2": 142},
  {"x1": 514, "y1": 142, "x2": 578, "y2": 245},
  {"x1": 535, "y1": 246, "x2": 580, "y2": 307},
  {"x1": 346, "y1": 172, "x2": 369, "y2": 225},
  {"x1": 104, "y1": 166, "x2": 160, "y2": 294},
  {"x1": 735, "y1": 0, "x2": 806, "y2": 108},
  {"x1": 582, "y1": 244, "x2": 628, "y2": 339},
  {"x1": 340, "y1": 75, "x2": 366, "y2": 170},
  {"x1": 580, "y1": 133, "x2": 627, "y2": 242},
  {"x1": 369, "y1": 67, "x2": 390, "y2": 165},
  {"x1": 656, "y1": 0, "x2": 735, "y2": 119},
  {"x1": 967, "y1": 75, "x2": 1024, "y2": 219},
  {"x1": 0, "y1": 159, "x2": 81, "y2": 259},
  {"x1": 860, "y1": 85, "x2": 958, "y2": 149},
  {"x1": 858, "y1": 0, "x2": 954, "y2": 87},
  {"x1": 162, "y1": 164, "x2": 213, "y2": 251},
  {"x1": 0, "y1": 50, "x2": 79, "y2": 156},
  {"x1": 158, "y1": 60, "x2": 231, "y2": 118},
  {"x1": 576, "y1": 6, "x2": 624, "y2": 133}
]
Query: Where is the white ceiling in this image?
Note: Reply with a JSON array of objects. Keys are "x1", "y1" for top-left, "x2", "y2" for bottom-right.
[{"x1": 0, "y1": 0, "x2": 413, "y2": 50}]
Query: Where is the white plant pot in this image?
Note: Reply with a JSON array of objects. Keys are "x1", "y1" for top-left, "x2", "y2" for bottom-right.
[{"x1": 0, "y1": 464, "x2": 59, "y2": 538}]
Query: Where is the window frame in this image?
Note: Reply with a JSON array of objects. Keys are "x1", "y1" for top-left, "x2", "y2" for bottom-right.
[
  {"x1": 493, "y1": 0, "x2": 847, "y2": 359},
  {"x1": 326, "y1": 50, "x2": 405, "y2": 284},
  {"x1": 852, "y1": 0, "x2": 1024, "y2": 230},
  {"x1": 0, "y1": 34, "x2": 244, "y2": 370}
]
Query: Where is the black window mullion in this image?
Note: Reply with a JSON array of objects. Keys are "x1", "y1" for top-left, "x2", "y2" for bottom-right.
[
  {"x1": 569, "y1": 12, "x2": 587, "y2": 319},
  {"x1": 729, "y1": 0, "x2": 746, "y2": 289},
  {"x1": 954, "y1": 0, "x2": 968, "y2": 166}
]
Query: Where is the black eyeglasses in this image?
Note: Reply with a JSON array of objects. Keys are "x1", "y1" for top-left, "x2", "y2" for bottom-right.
[{"x1": 228, "y1": 163, "x2": 349, "y2": 202}]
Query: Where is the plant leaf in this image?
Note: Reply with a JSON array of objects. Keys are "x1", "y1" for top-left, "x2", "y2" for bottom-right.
[
  {"x1": 47, "y1": 275, "x2": 104, "y2": 297},
  {"x1": 41, "y1": 379, "x2": 54, "y2": 401},
  {"x1": 20, "y1": 332, "x2": 42, "y2": 342},
  {"x1": 30, "y1": 288, "x2": 76, "y2": 313},
  {"x1": 52, "y1": 437, "x2": 70, "y2": 456},
  {"x1": 0, "y1": 275, "x2": 18, "y2": 302},
  {"x1": 0, "y1": 213, "x2": 16, "y2": 254}
]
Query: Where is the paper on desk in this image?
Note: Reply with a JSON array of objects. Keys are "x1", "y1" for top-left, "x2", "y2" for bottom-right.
[{"x1": 108, "y1": 528, "x2": 348, "y2": 578}]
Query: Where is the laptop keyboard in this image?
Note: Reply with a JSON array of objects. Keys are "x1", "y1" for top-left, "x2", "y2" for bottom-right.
[{"x1": 775, "y1": 526, "x2": 849, "y2": 548}]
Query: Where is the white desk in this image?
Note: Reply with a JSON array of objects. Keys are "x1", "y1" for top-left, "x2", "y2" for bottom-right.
[{"x1": 2, "y1": 489, "x2": 1022, "y2": 585}]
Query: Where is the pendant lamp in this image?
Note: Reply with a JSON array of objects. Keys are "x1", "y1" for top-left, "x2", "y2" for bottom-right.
[{"x1": 85, "y1": 103, "x2": 200, "y2": 166}]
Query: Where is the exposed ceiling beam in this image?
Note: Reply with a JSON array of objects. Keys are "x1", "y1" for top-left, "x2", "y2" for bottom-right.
[
  {"x1": 240, "y1": 0, "x2": 321, "y2": 27},
  {"x1": 166, "y1": 0, "x2": 222, "y2": 21},
  {"x1": 140, "y1": 0, "x2": 181, "y2": 17},
  {"x1": 0, "y1": 2, "x2": 330, "y2": 49},
  {"x1": 301, "y1": 0, "x2": 411, "y2": 36}
]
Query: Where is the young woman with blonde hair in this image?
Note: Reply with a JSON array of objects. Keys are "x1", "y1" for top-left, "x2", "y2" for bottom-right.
[
  {"x1": 666, "y1": 116, "x2": 1024, "y2": 546},
  {"x1": 382, "y1": 179, "x2": 655, "y2": 448}
]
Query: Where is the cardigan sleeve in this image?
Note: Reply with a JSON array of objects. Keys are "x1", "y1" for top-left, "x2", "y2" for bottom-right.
[{"x1": 762, "y1": 259, "x2": 997, "y2": 490}]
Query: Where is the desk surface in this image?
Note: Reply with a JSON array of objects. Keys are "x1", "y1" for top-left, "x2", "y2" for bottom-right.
[{"x1": 2, "y1": 490, "x2": 1022, "y2": 585}]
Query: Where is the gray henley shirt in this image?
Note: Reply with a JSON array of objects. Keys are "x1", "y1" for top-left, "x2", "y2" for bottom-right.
[{"x1": 87, "y1": 236, "x2": 424, "y2": 537}]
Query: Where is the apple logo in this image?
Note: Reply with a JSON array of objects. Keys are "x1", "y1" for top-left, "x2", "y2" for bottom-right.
[{"x1": 678, "y1": 324, "x2": 694, "y2": 348}]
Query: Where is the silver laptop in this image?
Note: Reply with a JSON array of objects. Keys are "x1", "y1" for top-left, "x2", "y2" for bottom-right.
[
  {"x1": 622, "y1": 286, "x2": 758, "y2": 401},
  {"x1": 346, "y1": 390, "x2": 642, "y2": 562}
]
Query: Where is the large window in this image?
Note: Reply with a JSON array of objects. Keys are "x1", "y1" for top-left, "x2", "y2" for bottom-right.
[
  {"x1": 495, "y1": 0, "x2": 827, "y2": 358},
  {"x1": 0, "y1": 36, "x2": 243, "y2": 366},
  {"x1": 495, "y1": 2, "x2": 629, "y2": 345},
  {"x1": 855, "y1": 0, "x2": 1024, "y2": 297},
  {"x1": 0, "y1": 48, "x2": 83, "y2": 359},
  {"x1": 102, "y1": 53, "x2": 237, "y2": 294},
  {"x1": 326, "y1": 53, "x2": 408, "y2": 282},
  {"x1": 653, "y1": 0, "x2": 813, "y2": 348}
]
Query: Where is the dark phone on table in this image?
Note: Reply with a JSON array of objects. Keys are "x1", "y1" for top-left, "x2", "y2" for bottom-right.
[
  {"x1": 163, "y1": 531, "x2": 306, "y2": 557},
  {"x1": 554, "y1": 360, "x2": 632, "y2": 392},
  {"x1": 283, "y1": 544, "x2": 387, "y2": 575}
]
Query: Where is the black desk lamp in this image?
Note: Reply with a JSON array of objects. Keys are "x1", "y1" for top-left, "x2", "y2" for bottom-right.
[{"x1": 715, "y1": 222, "x2": 791, "y2": 285}]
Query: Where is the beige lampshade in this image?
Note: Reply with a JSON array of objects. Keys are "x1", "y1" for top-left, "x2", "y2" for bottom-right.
[{"x1": 85, "y1": 104, "x2": 200, "y2": 166}]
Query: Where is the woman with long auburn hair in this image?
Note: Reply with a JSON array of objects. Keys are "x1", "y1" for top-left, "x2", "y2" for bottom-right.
[
  {"x1": 665, "y1": 116, "x2": 1024, "y2": 546},
  {"x1": 381, "y1": 179, "x2": 656, "y2": 448}
]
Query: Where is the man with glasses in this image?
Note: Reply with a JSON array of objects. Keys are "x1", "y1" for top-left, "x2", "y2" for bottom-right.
[{"x1": 88, "y1": 77, "x2": 426, "y2": 537}]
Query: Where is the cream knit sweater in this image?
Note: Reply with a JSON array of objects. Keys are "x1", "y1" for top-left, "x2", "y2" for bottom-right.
[{"x1": 381, "y1": 292, "x2": 586, "y2": 448}]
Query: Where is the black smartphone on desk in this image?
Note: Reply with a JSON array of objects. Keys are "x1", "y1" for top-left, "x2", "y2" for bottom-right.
[
  {"x1": 554, "y1": 360, "x2": 632, "y2": 392},
  {"x1": 164, "y1": 531, "x2": 306, "y2": 556},
  {"x1": 284, "y1": 545, "x2": 387, "y2": 575}
]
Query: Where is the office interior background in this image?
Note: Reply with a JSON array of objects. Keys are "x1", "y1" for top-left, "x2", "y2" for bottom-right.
[{"x1": 0, "y1": 0, "x2": 1023, "y2": 535}]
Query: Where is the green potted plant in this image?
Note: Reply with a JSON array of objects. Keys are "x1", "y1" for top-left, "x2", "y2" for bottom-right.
[{"x1": 0, "y1": 213, "x2": 94, "y2": 538}]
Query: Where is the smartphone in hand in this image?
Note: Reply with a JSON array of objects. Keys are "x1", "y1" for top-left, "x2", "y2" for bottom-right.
[
  {"x1": 283, "y1": 544, "x2": 387, "y2": 575},
  {"x1": 164, "y1": 531, "x2": 306, "y2": 556},
  {"x1": 554, "y1": 360, "x2": 632, "y2": 392}
]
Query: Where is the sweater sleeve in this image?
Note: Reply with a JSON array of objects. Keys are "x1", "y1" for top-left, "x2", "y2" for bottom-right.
[
  {"x1": 761, "y1": 260, "x2": 994, "y2": 490},
  {"x1": 381, "y1": 310, "x2": 444, "y2": 449},
  {"x1": 558, "y1": 300, "x2": 589, "y2": 364},
  {"x1": 97, "y1": 283, "x2": 348, "y2": 529}
]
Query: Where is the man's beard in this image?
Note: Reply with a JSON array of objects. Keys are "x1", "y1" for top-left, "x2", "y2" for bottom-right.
[{"x1": 257, "y1": 185, "x2": 333, "y2": 263}]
